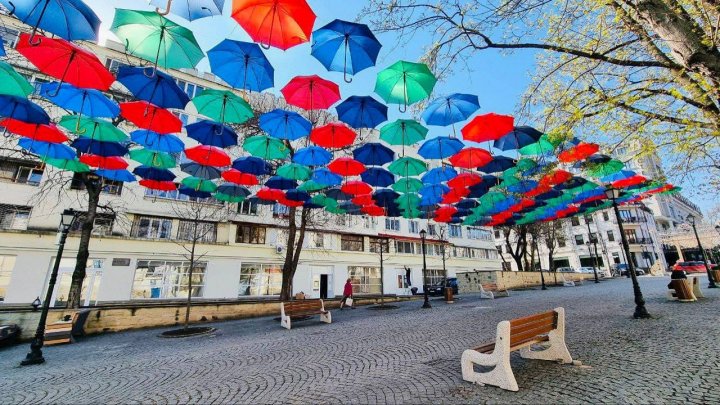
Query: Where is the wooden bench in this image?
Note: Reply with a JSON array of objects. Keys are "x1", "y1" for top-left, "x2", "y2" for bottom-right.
[
  {"x1": 479, "y1": 284, "x2": 494, "y2": 299},
  {"x1": 43, "y1": 310, "x2": 91, "y2": 346},
  {"x1": 480, "y1": 283, "x2": 510, "y2": 299},
  {"x1": 667, "y1": 279, "x2": 697, "y2": 302},
  {"x1": 280, "y1": 299, "x2": 331, "y2": 330},
  {"x1": 561, "y1": 275, "x2": 575, "y2": 287},
  {"x1": 461, "y1": 307, "x2": 573, "y2": 391}
]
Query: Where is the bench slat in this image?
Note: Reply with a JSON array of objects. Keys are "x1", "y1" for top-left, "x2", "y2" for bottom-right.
[
  {"x1": 509, "y1": 311, "x2": 555, "y2": 328},
  {"x1": 510, "y1": 317, "x2": 556, "y2": 336}
]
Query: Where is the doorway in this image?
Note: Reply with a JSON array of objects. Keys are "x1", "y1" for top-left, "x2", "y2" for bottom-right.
[
  {"x1": 319, "y1": 274, "x2": 329, "y2": 299},
  {"x1": 310, "y1": 266, "x2": 333, "y2": 299},
  {"x1": 51, "y1": 258, "x2": 104, "y2": 307}
]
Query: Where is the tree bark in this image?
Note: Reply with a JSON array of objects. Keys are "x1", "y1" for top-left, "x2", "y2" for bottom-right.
[
  {"x1": 184, "y1": 219, "x2": 198, "y2": 330},
  {"x1": 279, "y1": 207, "x2": 309, "y2": 301},
  {"x1": 66, "y1": 176, "x2": 101, "y2": 309}
]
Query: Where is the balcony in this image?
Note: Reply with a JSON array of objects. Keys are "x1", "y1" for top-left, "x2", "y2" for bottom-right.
[{"x1": 628, "y1": 238, "x2": 653, "y2": 245}]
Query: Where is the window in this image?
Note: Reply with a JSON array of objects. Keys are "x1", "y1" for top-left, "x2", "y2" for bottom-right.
[
  {"x1": 130, "y1": 216, "x2": 173, "y2": 239},
  {"x1": 574, "y1": 235, "x2": 584, "y2": 245},
  {"x1": 362, "y1": 216, "x2": 377, "y2": 229},
  {"x1": 369, "y1": 237, "x2": 389, "y2": 253},
  {"x1": 468, "y1": 227, "x2": 492, "y2": 241},
  {"x1": 236, "y1": 224, "x2": 266, "y2": 244},
  {"x1": 494, "y1": 229, "x2": 501, "y2": 239},
  {"x1": 0, "y1": 26, "x2": 20, "y2": 48},
  {"x1": 385, "y1": 218, "x2": 400, "y2": 231},
  {"x1": 425, "y1": 269, "x2": 445, "y2": 286},
  {"x1": 395, "y1": 240, "x2": 415, "y2": 254},
  {"x1": 624, "y1": 229, "x2": 638, "y2": 243},
  {"x1": 341, "y1": 234, "x2": 364, "y2": 251},
  {"x1": 408, "y1": 220, "x2": 419, "y2": 234},
  {"x1": 589, "y1": 232, "x2": 598, "y2": 243},
  {"x1": 607, "y1": 230, "x2": 615, "y2": 242},
  {"x1": 239, "y1": 263, "x2": 282, "y2": 296},
  {"x1": 273, "y1": 203, "x2": 290, "y2": 218},
  {"x1": 132, "y1": 260, "x2": 206, "y2": 299},
  {"x1": 558, "y1": 237, "x2": 566, "y2": 248},
  {"x1": 0, "y1": 255, "x2": 16, "y2": 302},
  {"x1": 571, "y1": 217, "x2": 580, "y2": 226},
  {"x1": 427, "y1": 224, "x2": 437, "y2": 236},
  {"x1": 0, "y1": 204, "x2": 31, "y2": 230},
  {"x1": 347, "y1": 266, "x2": 381, "y2": 294},
  {"x1": 69, "y1": 212, "x2": 115, "y2": 236},
  {"x1": 175, "y1": 79, "x2": 204, "y2": 98},
  {"x1": 237, "y1": 200, "x2": 258, "y2": 215},
  {"x1": 177, "y1": 220, "x2": 217, "y2": 243},
  {"x1": 145, "y1": 188, "x2": 217, "y2": 204},
  {"x1": 71, "y1": 173, "x2": 123, "y2": 195},
  {"x1": 602, "y1": 212, "x2": 609, "y2": 221},
  {"x1": 449, "y1": 224, "x2": 462, "y2": 238},
  {"x1": 105, "y1": 58, "x2": 129, "y2": 74},
  {"x1": 306, "y1": 232, "x2": 325, "y2": 248},
  {"x1": 0, "y1": 159, "x2": 44, "y2": 185}
]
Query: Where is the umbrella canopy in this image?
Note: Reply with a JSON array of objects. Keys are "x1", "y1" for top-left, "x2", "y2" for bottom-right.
[
  {"x1": 372, "y1": 189, "x2": 401, "y2": 206},
  {"x1": 601, "y1": 170, "x2": 636, "y2": 183},
  {"x1": 421, "y1": 166, "x2": 457, "y2": 184},
  {"x1": 361, "y1": 167, "x2": 394, "y2": 187},
  {"x1": 131, "y1": 130, "x2": 184, "y2": 153},
  {"x1": 335, "y1": 96, "x2": 387, "y2": 129},
  {"x1": 96, "y1": 169, "x2": 136, "y2": 183},
  {"x1": 259, "y1": 109, "x2": 311, "y2": 140},
  {"x1": 185, "y1": 145, "x2": 231, "y2": 167},
  {"x1": 477, "y1": 156, "x2": 516, "y2": 173},
  {"x1": 311, "y1": 168, "x2": 342, "y2": 186},
  {"x1": 59, "y1": 116, "x2": 127, "y2": 142},
  {"x1": 281, "y1": 75, "x2": 341, "y2": 110},
  {"x1": 111, "y1": 9, "x2": 204, "y2": 70},
  {"x1": 265, "y1": 176, "x2": 298, "y2": 190},
  {"x1": 277, "y1": 163, "x2": 312, "y2": 181},
  {"x1": 150, "y1": 0, "x2": 224, "y2": 21},
  {"x1": 133, "y1": 166, "x2": 176, "y2": 182},
  {"x1": 0, "y1": 95, "x2": 50, "y2": 124},
  {"x1": 1, "y1": 118, "x2": 67, "y2": 142},
  {"x1": 243, "y1": 135, "x2": 290, "y2": 160},
  {"x1": 293, "y1": 146, "x2": 332, "y2": 166},
  {"x1": 375, "y1": 60, "x2": 437, "y2": 109},
  {"x1": 558, "y1": 142, "x2": 599, "y2": 163},
  {"x1": 449, "y1": 147, "x2": 492, "y2": 169},
  {"x1": 140, "y1": 179, "x2": 177, "y2": 191},
  {"x1": 493, "y1": 126, "x2": 544, "y2": 151},
  {"x1": 117, "y1": 66, "x2": 190, "y2": 109},
  {"x1": 418, "y1": 136, "x2": 464, "y2": 159},
  {"x1": 71, "y1": 138, "x2": 128, "y2": 157},
  {"x1": 328, "y1": 157, "x2": 365, "y2": 176},
  {"x1": 341, "y1": 181, "x2": 373, "y2": 195},
  {"x1": 207, "y1": 39, "x2": 274, "y2": 91},
  {"x1": 191, "y1": 89, "x2": 253, "y2": 124},
  {"x1": 353, "y1": 142, "x2": 394, "y2": 166},
  {"x1": 232, "y1": 156, "x2": 272, "y2": 175},
  {"x1": 231, "y1": 0, "x2": 316, "y2": 50},
  {"x1": 130, "y1": 148, "x2": 176, "y2": 169},
  {"x1": 0, "y1": 61, "x2": 34, "y2": 98},
  {"x1": 222, "y1": 169, "x2": 259, "y2": 186},
  {"x1": 40, "y1": 82, "x2": 119, "y2": 119},
  {"x1": 586, "y1": 159, "x2": 624, "y2": 178},
  {"x1": 178, "y1": 186, "x2": 212, "y2": 199},
  {"x1": 16, "y1": 34, "x2": 113, "y2": 91},
  {"x1": 297, "y1": 180, "x2": 327, "y2": 192},
  {"x1": 388, "y1": 156, "x2": 427, "y2": 177},
  {"x1": 120, "y1": 101, "x2": 181, "y2": 134},
  {"x1": 309, "y1": 122, "x2": 356, "y2": 148},
  {"x1": 379, "y1": 119, "x2": 428, "y2": 146},
  {"x1": 182, "y1": 176, "x2": 218, "y2": 192},
  {"x1": 41, "y1": 157, "x2": 89, "y2": 172},
  {"x1": 461, "y1": 113, "x2": 514, "y2": 142},
  {"x1": 0, "y1": 0, "x2": 100, "y2": 41},
  {"x1": 311, "y1": 19, "x2": 381, "y2": 81},
  {"x1": 392, "y1": 178, "x2": 423, "y2": 193},
  {"x1": 79, "y1": 154, "x2": 128, "y2": 170},
  {"x1": 186, "y1": 120, "x2": 238, "y2": 148},
  {"x1": 518, "y1": 134, "x2": 555, "y2": 156},
  {"x1": 181, "y1": 162, "x2": 221, "y2": 179},
  {"x1": 18, "y1": 138, "x2": 75, "y2": 159},
  {"x1": 422, "y1": 93, "x2": 479, "y2": 126}
]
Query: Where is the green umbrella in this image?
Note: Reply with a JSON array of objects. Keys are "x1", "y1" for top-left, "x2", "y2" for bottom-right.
[
  {"x1": 401, "y1": 207, "x2": 423, "y2": 219},
  {"x1": 243, "y1": 135, "x2": 290, "y2": 160},
  {"x1": 565, "y1": 181, "x2": 599, "y2": 195},
  {"x1": 586, "y1": 159, "x2": 624, "y2": 177},
  {"x1": 392, "y1": 177, "x2": 423, "y2": 193},
  {"x1": 129, "y1": 148, "x2": 176, "y2": 169},
  {"x1": 395, "y1": 193, "x2": 420, "y2": 208},
  {"x1": 375, "y1": 61, "x2": 437, "y2": 110},
  {"x1": 215, "y1": 193, "x2": 245, "y2": 203},
  {"x1": 515, "y1": 158, "x2": 537, "y2": 171},
  {"x1": 0, "y1": 61, "x2": 34, "y2": 98},
  {"x1": 192, "y1": 89, "x2": 253, "y2": 124},
  {"x1": 656, "y1": 186, "x2": 681, "y2": 195},
  {"x1": 325, "y1": 204, "x2": 345, "y2": 214},
  {"x1": 299, "y1": 180, "x2": 328, "y2": 192},
  {"x1": 277, "y1": 163, "x2": 311, "y2": 181},
  {"x1": 110, "y1": 9, "x2": 204, "y2": 70},
  {"x1": 379, "y1": 119, "x2": 428, "y2": 146},
  {"x1": 59, "y1": 116, "x2": 127, "y2": 142},
  {"x1": 388, "y1": 156, "x2": 427, "y2": 177},
  {"x1": 518, "y1": 134, "x2": 554, "y2": 156},
  {"x1": 182, "y1": 176, "x2": 217, "y2": 192},
  {"x1": 311, "y1": 194, "x2": 337, "y2": 207},
  {"x1": 41, "y1": 157, "x2": 89, "y2": 173}
]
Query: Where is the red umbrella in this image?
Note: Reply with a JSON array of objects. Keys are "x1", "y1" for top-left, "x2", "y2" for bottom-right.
[
  {"x1": 256, "y1": 187, "x2": 284, "y2": 201},
  {"x1": 79, "y1": 154, "x2": 129, "y2": 170},
  {"x1": 539, "y1": 169, "x2": 572, "y2": 187},
  {"x1": 222, "y1": 169, "x2": 259, "y2": 186},
  {"x1": 578, "y1": 195, "x2": 604, "y2": 205},
  {"x1": 140, "y1": 179, "x2": 177, "y2": 191},
  {"x1": 351, "y1": 194, "x2": 375, "y2": 206},
  {"x1": 16, "y1": 33, "x2": 114, "y2": 91},
  {"x1": 341, "y1": 181, "x2": 372, "y2": 195},
  {"x1": 232, "y1": 0, "x2": 316, "y2": 50},
  {"x1": 120, "y1": 101, "x2": 181, "y2": 134},
  {"x1": 461, "y1": 113, "x2": 514, "y2": 142},
  {"x1": 613, "y1": 175, "x2": 647, "y2": 189},
  {"x1": 278, "y1": 196, "x2": 305, "y2": 207},
  {"x1": 525, "y1": 184, "x2": 551, "y2": 198},
  {"x1": 1, "y1": 118, "x2": 68, "y2": 143},
  {"x1": 448, "y1": 147, "x2": 492, "y2": 169},
  {"x1": 310, "y1": 123, "x2": 356, "y2": 148},
  {"x1": 328, "y1": 157, "x2": 365, "y2": 176},
  {"x1": 281, "y1": 75, "x2": 340, "y2": 110},
  {"x1": 185, "y1": 145, "x2": 231, "y2": 167},
  {"x1": 435, "y1": 205, "x2": 458, "y2": 218},
  {"x1": 434, "y1": 215, "x2": 454, "y2": 223},
  {"x1": 362, "y1": 205, "x2": 385, "y2": 216},
  {"x1": 441, "y1": 187, "x2": 469, "y2": 204},
  {"x1": 558, "y1": 142, "x2": 599, "y2": 163},
  {"x1": 556, "y1": 206, "x2": 579, "y2": 218},
  {"x1": 509, "y1": 198, "x2": 535, "y2": 213},
  {"x1": 447, "y1": 172, "x2": 481, "y2": 188}
]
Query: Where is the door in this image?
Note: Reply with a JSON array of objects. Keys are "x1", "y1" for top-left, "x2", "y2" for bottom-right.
[
  {"x1": 396, "y1": 268, "x2": 410, "y2": 295},
  {"x1": 51, "y1": 259, "x2": 104, "y2": 307},
  {"x1": 319, "y1": 274, "x2": 328, "y2": 299},
  {"x1": 310, "y1": 266, "x2": 333, "y2": 298}
]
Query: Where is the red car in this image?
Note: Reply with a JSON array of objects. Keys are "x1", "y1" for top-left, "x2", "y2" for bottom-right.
[{"x1": 673, "y1": 261, "x2": 709, "y2": 273}]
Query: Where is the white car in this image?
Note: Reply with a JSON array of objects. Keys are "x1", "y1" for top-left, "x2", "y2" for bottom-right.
[
  {"x1": 579, "y1": 267, "x2": 605, "y2": 277},
  {"x1": 557, "y1": 267, "x2": 579, "y2": 273}
]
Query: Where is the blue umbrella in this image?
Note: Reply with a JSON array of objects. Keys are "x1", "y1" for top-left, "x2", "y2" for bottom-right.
[
  {"x1": 326, "y1": 188, "x2": 353, "y2": 201},
  {"x1": 207, "y1": 39, "x2": 274, "y2": 92},
  {"x1": 555, "y1": 176, "x2": 591, "y2": 190},
  {"x1": 339, "y1": 201, "x2": 363, "y2": 213},
  {"x1": 421, "y1": 93, "x2": 479, "y2": 126},
  {"x1": 293, "y1": 146, "x2": 333, "y2": 166},
  {"x1": 181, "y1": 162, "x2": 221, "y2": 179},
  {"x1": 286, "y1": 189, "x2": 310, "y2": 202},
  {"x1": 0, "y1": 36, "x2": 5, "y2": 57},
  {"x1": 419, "y1": 184, "x2": 450, "y2": 197},
  {"x1": 96, "y1": 169, "x2": 136, "y2": 183},
  {"x1": 312, "y1": 168, "x2": 342, "y2": 186},
  {"x1": 232, "y1": 156, "x2": 272, "y2": 175},
  {"x1": 572, "y1": 188, "x2": 606, "y2": 203},
  {"x1": 418, "y1": 136, "x2": 464, "y2": 159},
  {"x1": 477, "y1": 156, "x2": 516, "y2": 173},
  {"x1": 178, "y1": 186, "x2": 211, "y2": 199},
  {"x1": 311, "y1": 19, "x2": 382, "y2": 82},
  {"x1": 372, "y1": 189, "x2": 401, "y2": 206},
  {"x1": 353, "y1": 143, "x2": 394, "y2": 166},
  {"x1": 186, "y1": 120, "x2": 238, "y2": 148},
  {"x1": 536, "y1": 189, "x2": 563, "y2": 200},
  {"x1": 150, "y1": 0, "x2": 224, "y2": 21},
  {"x1": 0, "y1": 95, "x2": 50, "y2": 124},
  {"x1": 265, "y1": 176, "x2": 298, "y2": 190},
  {"x1": 335, "y1": 95, "x2": 387, "y2": 129},
  {"x1": 361, "y1": 167, "x2": 394, "y2": 187},
  {"x1": 117, "y1": 66, "x2": 189, "y2": 109},
  {"x1": 39, "y1": 82, "x2": 119, "y2": 118},
  {"x1": 18, "y1": 138, "x2": 75, "y2": 159},
  {"x1": 131, "y1": 130, "x2": 185, "y2": 153},
  {"x1": 467, "y1": 184, "x2": 490, "y2": 198},
  {"x1": 0, "y1": 0, "x2": 100, "y2": 42},
  {"x1": 421, "y1": 166, "x2": 457, "y2": 184},
  {"x1": 259, "y1": 109, "x2": 311, "y2": 140},
  {"x1": 133, "y1": 166, "x2": 175, "y2": 182},
  {"x1": 217, "y1": 183, "x2": 251, "y2": 198},
  {"x1": 493, "y1": 126, "x2": 543, "y2": 151},
  {"x1": 419, "y1": 194, "x2": 442, "y2": 206},
  {"x1": 600, "y1": 170, "x2": 636, "y2": 183},
  {"x1": 456, "y1": 199, "x2": 479, "y2": 209},
  {"x1": 71, "y1": 138, "x2": 128, "y2": 157},
  {"x1": 507, "y1": 180, "x2": 538, "y2": 194}
]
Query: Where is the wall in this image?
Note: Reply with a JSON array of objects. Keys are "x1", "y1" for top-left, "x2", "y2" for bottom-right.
[{"x1": 458, "y1": 270, "x2": 595, "y2": 292}]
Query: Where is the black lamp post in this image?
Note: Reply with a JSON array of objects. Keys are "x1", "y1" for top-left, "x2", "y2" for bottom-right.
[
  {"x1": 420, "y1": 229, "x2": 431, "y2": 309},
  {"x1": 687, "y1": 215, "x2": 717, "y2": 288},
  {"x1": 604, "y1": 188, "x2": 650, "y2": 319},
  {"x1": 21, "y1": 208, "x2": 77, "y2": 366},
  {"x1": 584, "y1": 215, "x2": 600, "y2": 283}
]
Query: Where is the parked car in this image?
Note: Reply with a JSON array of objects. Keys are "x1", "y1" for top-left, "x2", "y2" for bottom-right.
[
  {"x1": 578, "y1": 267, "x2": 605, "y2": 277},
  {"x1": 673, "y1": 261, "x2": 709, "y2": 273},
  {"x1": 614, "y1": 263, "x2": 645, "y2": 276},
  {"x1": 426, "y1": 277, "x2": 459, "y2": 296},
  {"x1": 557, "y1": 267, "x2": 579, "y2": 273}
]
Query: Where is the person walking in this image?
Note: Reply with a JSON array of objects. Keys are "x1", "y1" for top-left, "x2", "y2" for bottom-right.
[{"x1": 340, "y1": 278, "x2": 355, "y2": 309}]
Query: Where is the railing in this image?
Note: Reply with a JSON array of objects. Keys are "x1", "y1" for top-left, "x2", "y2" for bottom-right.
[{"x1": 628, "y1": 238, "x2": 653, "y2": 245}]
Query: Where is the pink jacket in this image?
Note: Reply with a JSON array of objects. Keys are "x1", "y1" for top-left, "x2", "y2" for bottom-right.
[{"x1": 343, "y1": 282, "x2": 353, "y2": 296}]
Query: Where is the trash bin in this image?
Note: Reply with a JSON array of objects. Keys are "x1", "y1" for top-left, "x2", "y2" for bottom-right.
[
  {"x1": 444, "y1": 287, "x2": 454, "y2": 303},
  {"x1": 411, "y1": 287, "x2": 418, "y2": 295}
]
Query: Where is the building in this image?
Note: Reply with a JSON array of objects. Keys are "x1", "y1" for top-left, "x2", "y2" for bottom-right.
[{"x1": 0, "y1": 13, "x2": 501, "y2": 306}]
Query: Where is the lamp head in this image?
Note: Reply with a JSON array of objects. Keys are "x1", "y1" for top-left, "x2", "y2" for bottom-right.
[
  {"x1": 60, "y1": 208, "x2": 77, "y2": 230},
  {"x1": 419, "y1": 229, "x2": 427, "y2": 239},
  {"x1": 604, "y1": 187, "x2": 620, "y2": 200},
  {"x1": 686, "y1": 214, "x2": 695, "y2": 225},
  {"x1": 31, "y1": 296, "x2": 41, "y2": 311}
]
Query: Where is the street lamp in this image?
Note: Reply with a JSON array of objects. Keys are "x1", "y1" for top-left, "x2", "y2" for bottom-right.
[
  {"x1": 419, "y1": 229, "x2": 431, "y2": 309},
  {"x1": 21, "y1": 208, "x2": 77, "y2": 366},
  {"x1": 584, "y1": 215, "x2": 600, "y2": 283},
  {"x1": 687, "y1": 215, "x2": 717, "y2": 288},
  {"x1": 604, "y1": 188, "x2": 651, "y2": 319}
]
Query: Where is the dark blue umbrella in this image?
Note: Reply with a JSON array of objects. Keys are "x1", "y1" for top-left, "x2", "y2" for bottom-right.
[
  {"x1": 421, "y1": 93, "x2": 479, "y2": 126},
  {"x1": 150, "y1": 0, "x2": 224, "y2": 21},
  {"x1": 178, "y1": 186, "x2": 211, "y2": 199},
  {"x1": 265, "y1": 176, "x2": 298, "y2": 190},
  {"x1": 372, "y1": 189, "x2": 400, "y2": 206},
  {"x1": 456, "y1": 199, "x2": 479, "y2": 209},
  {"x1": 312, "y1": 168, "x2": 342, "y2": 186},
  {"x1": 421, "y1": 166, "x2": 457, "y2": 184},
  {"x1": 0, "y1": 0, "x2": 100, "y2": 42},
  {"x1": 207, "y1": 39, "x2": 274, "y2": 92},
  {"x1": 39, "y1": 82, "x2": 119, "y2": 118},
  {"x1": 0, "y1": 95, "x2": 50, "y2": 124},
  {"x1": 493, "y1": 126, "x2": 543, "y2": 151},
  {"x1": 586, "y1": 154, "x2": 612, "y2": 165},
  {"x1": 311, "y1": 19, "x2": 382, "y2": 82},
  {"x1": 71, "y1": 138, "x2": 128, "y2": 157},
  {"x1": 232, "y1": 156, "x2": 272, "y2": 175},
  {"x1": 133, "y1": 166, "x2": 175, "y2": 182},
  {"x1": 507, "y1": 180, "x2": 538, "y2": 194},
  {"x1": 285, "y1": 189, "x2": 310, "y2": 202},
  {"x1": 181, "y1": 162, "x2": 221, "y2": 179},
  {"x1": 335, "y1": 95, "x2": 388, "y2": 129},
  {"x1": 536, "y1": 189, "x2": 563, "y2": 200},
  {"x1": 361, "y1": 167, "x2": 394, "y2": 187},
  {"x1": 467, "y1": 183, "x2": 490, "y2": 198},
  {"x1": 572, "y1": 188, "x2": 606, "y2": 204},
  {"x1": 477, "y1": 156, "x2": 516, "y2": 173},
  {"x1": 186, "y1": 120, "x2": 238, "y2": 148},
  {"x1": 418, "y1": 136, "x2": 464, "y2": 159},
  {"x1": 294, "y1": 146, "x2": 332, "y2": 166},
  {"x1": 131, "y1": 130, "x2": 184, "y2": 153},
  {"x1": 555, "y1": 176, "x2": 590, "y2": 190},
  {"x1": 304, "y1": 202, "x2": 324, "y2": 209},
  {"x1": 259, "y1": 109, "x2": 311, "y2": 140},
  {"x1": 325, "y1": 188, "x2": 352, "y2": 201},
  {"x1": 339, "y1": 201, "x2": 363, "y2": 213},
  {"x1": 18, "y1": 138, "x2": 75, "y2": 159},
  {"x1": 117, "y1": 66, "x2": 189, "y2": 109},
  {"x1": 96, "y1": 169, "x2": 136, "y2": 183},
  {"x1": 419, "y1": 183, "x2": 450, "y2": 197},
  {"x1": 353, "y1": 143, "x2": 394, "y2": 166},
  {"x1": 217, "y1": 183, "x2": 251, "y2": 198},
  {"x1": 246, "y1": 196, "x2": 276, "y2": 206}
]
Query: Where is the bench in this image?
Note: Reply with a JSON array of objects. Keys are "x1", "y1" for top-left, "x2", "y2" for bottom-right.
[
  {"x1": 280, "y1": 299, "x2": 331, "y2": 330},
  {"x1": 667, "y1": 279, "x2": 697, "y2": 302},
  {"x1": 44, "y1": 310, "x2": 91, "y2": 346},
  {"x1": 687, "y1": 276, "x2": 704, "y2": 298},
  {"x1": 480, "y1": 283, "x2": 510, "y2": 299},
  {"x1": 461, "y1": 307, "x2": 573, "y2": 391},
  {"x1": 561, "y1": 275, "x2": 575, "y2": 287},
  {"x1": 479, "y1": 284, "x2": 494, "y2": 299}
]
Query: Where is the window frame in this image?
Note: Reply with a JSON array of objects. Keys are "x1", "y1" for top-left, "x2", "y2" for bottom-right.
[{"x1": 340, "y1": 234, "x2": 364, "y2": 251}]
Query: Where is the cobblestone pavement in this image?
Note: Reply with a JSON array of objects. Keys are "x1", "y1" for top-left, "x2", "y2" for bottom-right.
[{"x1": 1, "y1": 276, "x2": 719, "y2": 404}]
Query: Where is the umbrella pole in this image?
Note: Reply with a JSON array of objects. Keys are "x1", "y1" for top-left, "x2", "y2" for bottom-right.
[
  {"x1": 343, "y1": 37, "x2": 352, "y2": 83},
  {"x1": 2, "y1": 103, "x2": 18, "y2": 138},
  {"x1": 155, "y1": 0, "x2": 172, "y2": 15},
  {"x1": 74, "y1": 94, "x2": 88, "y2": 135},
  {"x1": 260, "y1": 4, "x2": 278, "y2": 50},
  {"x1": 47, "y1": 56, "x2": 75, "y2": 97},
  {"x1": 27, "y1": 0, "x2": 52, "y2": 46}
]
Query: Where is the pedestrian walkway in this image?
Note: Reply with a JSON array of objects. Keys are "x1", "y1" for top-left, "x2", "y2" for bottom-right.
[{"x1": 1, "y1": 277, "x2": 718, "y2": 404}]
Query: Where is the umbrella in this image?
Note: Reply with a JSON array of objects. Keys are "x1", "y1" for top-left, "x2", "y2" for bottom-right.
[
  {"x1": 341, "y1": 181, "x2": 373, "y2": 195},
  {"x1": 311, "y1": 19, "x2": 382, "y2": 82},
  {"x1": 16, "y1": 34, "x2": 114, "y2": 91},
  {"x1": 293, "y1": 145, "x2": 333, "y2": 166},
  {"x1": 298, "y1": 180, "x2": 327, "y2": 192},
  {"x1": 181, "y1": 162, "x2": 222, "y2": 179},
  {"x1": 352, "y1": 143, "x2": 394, "y2": 166},
  {"x1": 119, "y1": 101, "x2": 181, "y2": 134},
  {"x1": 265, "y1": 176, "x2": 298, "y2": 190},
  {"x1": 507, "y1": 180, "x2": 539, "y2": 194},
  {"x1": 586, "y1": 159, "x2": 624, "y2": 178},
  {"x1": 182, "y1": 176, "x2": 217, "y2": 193},
  {"x1": 191, "y1": 89, "x2": 253, "y2": 125},
  {"x1": 222, "y1": 169, "x2": 258, "y2": 186},
  {"x1": 111, "y1": 9, "x2": 204, "y2": 70},
  {"x1": 461, "y1": 113, "x2": 514, "y2": 142},
  {"x1": 243, "y1": 135, "x2": 290, "y2": 160},
  {"x1": 328, "y1": 157, "x2": 365, "y2": 176},
  {"x1": 277, "y1": 163, "x2": 312, "y2": 181},
  {"x1": 1, "y1": 118, "x2": 67, "y2": 142},
  {"x1": 372, "y1": 189, "x2": 401, "y2": 206},
  {"x1": 375, "y1": 60, "x2": 436, "y2": 111},
  {"x1": 613, "y1": 175, "x2": 647, "y2": 189},
  {"x1": 231, "y1": 0, "x2": 316, "y2": 50},
  {"x1": 422, "y1": 93, "x2": 479, "y2": 126},
  {"x1": 417, "y1": 136, "x2": 464, "y2": 159},
  {"x1": 59, "y1": 116, "x2": 127, "y2": 142},
  {"x1": 150, "y1": 0, "x2": 224, "y2": 21},
  {"x1": 309, "y1": 123, "x2": 356, "y2": 148},
  {"x1": 558, "y1": 142, "x2": 599, "y2": 163},
  {"x1": 392, "y1": 178, "x2": 423, "y2": 193},
  {"x1": 133, "y1": 166, "x2": 176, "y2": 182},
  {"x1": 281, "y1": 75, "x2": 341, "y2": 110},
  {"x1": 379, "y1": 119, "x2": 428, "y2": 151},
  {"x1": 388, "y1": 156, "x2": 427, "y2": 177},
  {"x1": 477, "y1": 156, "x2": 516, "y2": 173},
  {"x1": 421, "y1": 166, "x2": 457, "y2": 184},
  {"x1": 41, "y1": 157, "x2": 89, "y2": 172},
  {"x1": 449, "y1": 147, "x2": 492, "y2": 169},
  {"x1": 335, "y1": 96, "x2": 387, "y2": 129},
  {"x1": 140, "y1": 179, "x2": 177, "y2": 191},
  {"x1": 40, "y1": 82, "x2": 119, "y2": 120},
  {"x1": 312, "y1": 168, "x2": 342, "y2": 186},
  {"x1": 0, "y1": 36, "x2": 4, "y2": 56},
  {"x1": 96, "y1": 169, "x2": 136, "y2": 183},
  {"x1": 71, "y1": 138, "x2": 128, "y2": 157},
  {"x1": 493, "y1": 126, "x2": 544, "y2": 151},
  {"x1": 0, "y1": 95, "x2": 50, "y2": 124},
  {"x1": 186, "y1": 120, "x2": 238, "y2": 148},
  {"x1": 361, "y1": 167, "x2": 394, "y2": 187},
  {"x1": 117, "y1": 66, "x2": 189, "y2": 109},
  {"x1": 395, "y1": 193, "x2": 420, "y2": 208},
  {"x1": 446, "y1": 173, "x2": 481, "y2": 189},
  {"x1": 0, "y1": 61, "x2": 34, "y2": 98},
  {"x1": 539, "y1": 169, "x2": 573, "y2": 187},
  {"x1": 178, "y1": 186, "x2": 212, "y2": 199},
  {"x1": 259, "y1": 109, "x2": 311, "y2": 140},
  {"x1": 185, "y1": 145, "x2": 231, "y2": 167},
  {"x1": 130, "y1": 148, "x2": 176, "y2": 169},
  {"x1": 232, "y1": 156, "x2": 272, "y2": 175},
  {"x1": 208, "y1": 39, "x2": 274, "y2": 92},
  {"x1": 79, "y1": 155, "x2": 128, "y2": 170},
  {"x1": 0, "y1": 0, "x2": 100, "y2": 42},
  {"x1": 518, "y1": 134, "x2": 555, "y2": 156},
  {"x1": 601, "y1": 170, "x2": 636, "y2": 183},
  {"x1": 18, "y1": 138, "x2": 75, "y2": 159},
  {"x1": 131, "y1": 130, "x2": 185, "y2": 153},
  {"x1": 351, "y1": 194, "x2": 374, "y2": 206}
]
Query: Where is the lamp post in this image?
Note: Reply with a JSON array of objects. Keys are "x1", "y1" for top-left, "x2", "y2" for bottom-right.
[
  {"x1": 687, "y1": 215, "x2": 717, "y2": 288},
  {"x1": 21, "y1": 209, "x2": 77, "y2": 366},
  {"x1": 604, "y1": 188, "x2": 650, "y2": 319},
  {"x1": 584, "y1": 215, "x2": 600, "y2": 283},
  {"x1": 420, "y1": 229, "x2": 431, "y2": 309}
]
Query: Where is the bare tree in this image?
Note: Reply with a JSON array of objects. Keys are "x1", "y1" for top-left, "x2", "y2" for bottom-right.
[
  {"x1": 502, "y1": 225, "x2": 529, "y2": 271},
  {"x1": 369, "y1": 236, "x2": 391, "y2": 306}
]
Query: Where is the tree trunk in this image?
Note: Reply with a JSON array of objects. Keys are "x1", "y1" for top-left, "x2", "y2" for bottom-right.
[
  {"x1": 184, "y1": 220, "x2": 198, "y2": 330},
  {"x1": 280, "y1": 208, "x2": 308, "y2": 301},
  {"x1": 66, "y1": 176, "x2": 101, "y2": 309}
]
